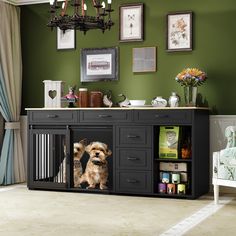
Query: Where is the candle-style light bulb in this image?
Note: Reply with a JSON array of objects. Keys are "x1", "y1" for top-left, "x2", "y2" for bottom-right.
[
  {"x1": 102, "y1": 1, "x2": 105, "y2": 8},
  {"x1": 62, "y1": 2, "x2": 65, "y2": 9},
  {"x1": 49, "y1": 0, "x2": 54, "y2": 5},
  {"x1": 84, "y1": 3, "x2": 87, "y2": 11},
  {"x1": 107, "y1": 0, "x2": 112, "y2": 4}
]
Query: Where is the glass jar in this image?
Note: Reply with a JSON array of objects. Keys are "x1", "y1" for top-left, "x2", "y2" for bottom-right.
[
  {"x1": 89, "y1": 91, "x2": 103, "y2": 107},
  {"x1": 78, "y1": 88, "x2": 88, "y2": 107}
]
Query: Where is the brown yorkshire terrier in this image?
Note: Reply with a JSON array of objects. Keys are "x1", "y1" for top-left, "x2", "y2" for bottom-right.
[
  {"x1": 55, "y1": 139, "x2": 86, "y2": 187},
  {"x1": 80, "y1": 141, "x2": 112, "y2": 190}
]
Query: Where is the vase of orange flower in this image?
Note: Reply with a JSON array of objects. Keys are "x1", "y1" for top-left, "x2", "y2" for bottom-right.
[{"x1": 175, "y1": 68, "x2": 207, "y2": 106}]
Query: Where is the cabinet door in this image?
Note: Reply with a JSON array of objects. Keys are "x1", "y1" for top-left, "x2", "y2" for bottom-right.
[{"x1": 28, "y1": 128, "x2": 71, "y2": 189}]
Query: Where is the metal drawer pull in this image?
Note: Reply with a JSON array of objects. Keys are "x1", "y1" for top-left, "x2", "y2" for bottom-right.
[
  {"x1": 47, "y1": 114, "x2": 58, "y2": 118},
  {"x1": 127, "y1": 135, "x2": 140, "y2": 138},
  {"x1": 127, "y1": 179, "x2": 138, "y2": 183},
  {"x1": 127, "y1": 157, "x2": 139, "y2": 161},
  {"x1": 98, "y1": 114, "x2": 112, "y2": 118},
  {"x1": 155, "y1": 114, "x2": 169, "y2": 118}
]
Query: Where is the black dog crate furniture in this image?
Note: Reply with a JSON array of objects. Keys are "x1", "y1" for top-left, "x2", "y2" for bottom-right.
[{"x1": 27, "y1": 108, "x2": 209, "y2": 199}]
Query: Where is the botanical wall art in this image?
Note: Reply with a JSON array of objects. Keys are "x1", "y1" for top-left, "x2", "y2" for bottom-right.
[
  {"x1": 80, "y1": 47, "x2": 118, "y2": 82},
  {"x1": 166, "y1": 11, "x2": 193, "y2": 52},
  {"x1": 57, "y1": 28, "x2": 75, "y2": 50},
  {"x1": 119, "y1": 3, "x2": 144, "y2": 42}
]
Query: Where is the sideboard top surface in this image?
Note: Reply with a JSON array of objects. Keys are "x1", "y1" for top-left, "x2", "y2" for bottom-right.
[{"x1": 26, "y1": 107, "x2": 209, "y2": 111}]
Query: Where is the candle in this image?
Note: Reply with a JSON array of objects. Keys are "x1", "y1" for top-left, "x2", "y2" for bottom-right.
[
  {"x1": 102, "y1": 1, "x2": 105, "y2": 8},
  {"x1": 62, "y1": 2, "x2": 65, "y2": 9},
  {"x1": 82, "y1": 0, "x2": 85, "y2": 16},
  {"x1": 49, "y1": 0, "x2": 54, "y2": 5},
  {"x1": 84, "y1": 3, "x2": 87, "y2": 11},
  {"x1": 107, "y1": 0, "x2": 112, "y2": 4}
]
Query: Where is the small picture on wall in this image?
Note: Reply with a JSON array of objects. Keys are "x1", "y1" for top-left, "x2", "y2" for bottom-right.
[
  {"x1": 166, "y1": 11, "x2": 193, "y2": 52},
  {"x1": 132, "y1": 47, "x2": 156, "y2": 72},
  {"x1": 57, "y1": 28, "x2": 75, "y2": 50},
  {"x1": 80, "y1": 47, "x2": 118, "y2": 82},
  {"x1": 119, "y1": 3, "x2": 144, "y2": 42}
]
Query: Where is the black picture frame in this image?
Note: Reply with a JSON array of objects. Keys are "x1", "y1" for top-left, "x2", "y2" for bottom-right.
[
  {"x1": 57, "y1": 28, "x2": 75, "y2": 50},
  {"x1": 119, "y1": 3, "x2": 144, "y2": 42},
  {"x1": 166, "y1": 11, "x2": 193, "y2": 52},
  {"x1": 80, "y1": 47, "x2": 119, "y2": 82}
]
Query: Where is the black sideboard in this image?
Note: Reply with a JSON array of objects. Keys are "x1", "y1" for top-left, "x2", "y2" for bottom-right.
[{"x1": 27, "y1": 108, "x2": 209, "y2": 199}]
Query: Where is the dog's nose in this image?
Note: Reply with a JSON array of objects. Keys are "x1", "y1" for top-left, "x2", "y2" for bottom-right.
[{"x1": 95, "y1": 152, "x2": 99, "y2": 156}]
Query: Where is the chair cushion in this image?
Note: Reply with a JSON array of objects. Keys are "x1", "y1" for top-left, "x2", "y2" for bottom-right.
[{"x1": 218, "y1": 148, "x2": 236, "y2": 180}]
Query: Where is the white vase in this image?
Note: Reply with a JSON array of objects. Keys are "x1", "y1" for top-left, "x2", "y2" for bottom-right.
[{"x1": 168, "y1": 92, "x2": 180, "y2": 107}]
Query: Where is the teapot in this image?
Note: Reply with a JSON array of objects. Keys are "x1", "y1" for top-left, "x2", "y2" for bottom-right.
[{"x1": 151, "y1": 96, "x2": 167, "y2": 107}]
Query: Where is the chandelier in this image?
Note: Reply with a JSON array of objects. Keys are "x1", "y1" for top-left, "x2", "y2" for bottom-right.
[{"x1": 47, "y1": 0, "x2": 114, "y2": 33}]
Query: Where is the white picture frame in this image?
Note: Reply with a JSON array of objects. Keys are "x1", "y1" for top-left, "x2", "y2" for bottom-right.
[
  {"x1": 57, "y1": 28, "x2": 75, "y2": 50},
  {"x1": 119, "y1": 3, "x2": 144, "y2": 42}
]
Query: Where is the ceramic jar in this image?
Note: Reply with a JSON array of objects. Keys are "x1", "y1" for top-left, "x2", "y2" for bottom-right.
[
  {"x1": 89, "y1": 91, "x2": 103, "y2": 107},
  {"x1": 168, "y1": 92, "x2": 180, "y2": 107},
  {"x1": 151, "y1": 96, "x2": 167, "y2": 107}
]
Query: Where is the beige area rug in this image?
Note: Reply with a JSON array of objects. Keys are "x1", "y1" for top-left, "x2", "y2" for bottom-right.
[
  {"x1": 0, "y1": 185, "x2": 213, "y2": 236},
  {"x1": 186, "y1": 197, "x2": 236, "y2": 236}
]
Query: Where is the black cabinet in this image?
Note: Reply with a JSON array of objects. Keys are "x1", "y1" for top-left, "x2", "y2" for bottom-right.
[{"x1": 27, "y1": 108, "x2": 209, "y2": 199}]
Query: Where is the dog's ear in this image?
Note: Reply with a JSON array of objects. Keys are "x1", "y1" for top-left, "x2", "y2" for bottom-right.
[
  {"x1": 79, "y1": 138, "x2": 87, "y2": 146},
  {"x1": 106, "y1": 149, "x2": 112, "y2": 156},
  {"x1": 85, "y1": 142, "x2": 93, "y2": 153}
]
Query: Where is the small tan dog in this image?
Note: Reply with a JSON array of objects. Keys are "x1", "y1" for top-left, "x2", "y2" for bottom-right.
[
  {"x1": 73, "y1": 140, "x2": 86, "y2": 187},
  {"x1": 80, "y1": 141, "x2": 112, "y2": 190},
  {"x1": 56, "y1": 140, "x2": 86, "y2": 187}
]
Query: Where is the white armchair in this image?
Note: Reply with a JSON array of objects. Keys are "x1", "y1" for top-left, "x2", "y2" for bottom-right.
[{"x1": 213, "y1": 126, "x2": 236, "y2": 204}]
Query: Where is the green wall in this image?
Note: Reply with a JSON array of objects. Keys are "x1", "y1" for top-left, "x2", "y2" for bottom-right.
[{"x1": 21, "y1": 0, "x2": 236, "y2": 114}]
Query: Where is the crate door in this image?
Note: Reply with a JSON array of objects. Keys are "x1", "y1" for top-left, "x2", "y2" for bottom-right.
[{"x1": 28, "y1": 129, "x2": 71, "y2": 189}]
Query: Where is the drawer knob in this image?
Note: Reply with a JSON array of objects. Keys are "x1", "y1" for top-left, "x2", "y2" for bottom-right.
[
  {"x1": 98, "y1": 114, "x2": 112, "y2": 118},
  {"x1": 127, "y1": 157, "x2": 139, "y2": 161},
  {"x1": 47, "y1": 114, "x2": 58, "y2": 118},
  {"x1": 127, "y1": 179, "x2": 138, "y2": 183},
  {"x1": 155, "y1": 114, "x2": 169, "y2": 118},
  {"x1": 127, "y1": 135, "x2": 140, "y2": 139}
]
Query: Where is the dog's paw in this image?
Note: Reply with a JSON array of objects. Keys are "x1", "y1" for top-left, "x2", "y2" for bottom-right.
[
  {"x1": 100, "y1": 185, "x2": 108, "y2": 190},
  {"x1": 74, "y1": 184, "x2": 81, "y2": 188},
  {"x1": 86, "y1": 185, "x2": 95, "y2": 189}
]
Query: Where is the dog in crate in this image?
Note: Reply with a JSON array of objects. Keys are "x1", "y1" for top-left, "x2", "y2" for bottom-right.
[
  {"x1": 55, "y1": 139, "x2": 86, "y2": 187},
  {"x1": 80, "y1": 141, "x2": 112, "y2": 190}
]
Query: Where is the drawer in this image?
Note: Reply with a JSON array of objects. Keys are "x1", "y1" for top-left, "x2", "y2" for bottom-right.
[
  {"x1": 116, "y1": 171, "x2": 152, "y2": 193},
  {"x1": 28, "y1": 110, "x2": 78, "y2": 124},
  {"x1": 134, "y1": 110, "x2": 192, "y2": 124},
  {"x1": 116, "y1": 126, "x2": 152, "y2": 147},
  {"x1": 80, "y1": 110, "x2": 132, "y2": 123},
  {"x1": 116, "y1": 148, "x2": 152, "y2": 170}
]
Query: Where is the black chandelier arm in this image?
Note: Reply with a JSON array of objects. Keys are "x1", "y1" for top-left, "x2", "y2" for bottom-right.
[{"x1": 47, "y1": 0, "x2": 114, "y2": 33}]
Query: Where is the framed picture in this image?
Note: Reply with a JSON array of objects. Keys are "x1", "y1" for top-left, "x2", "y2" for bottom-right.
[
  {"x1": 166, "y1": 11, "x2": 193, "y2": 52},
  {"x1": 133, "y1": 47, "x2": 157, "y2": 72},
  {"x1": 80, "y1": 47, "x2": 119, "y2": 82},
  {"x1": 57, "y1": 28, "x2": 75, "y2": 50},
  {"x1": 119, "y1": 3, "x2": 144, "y2": 42}
]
